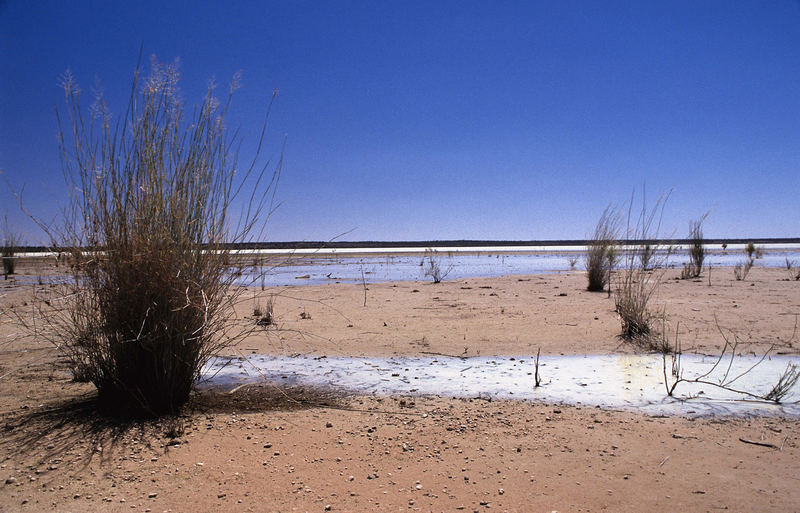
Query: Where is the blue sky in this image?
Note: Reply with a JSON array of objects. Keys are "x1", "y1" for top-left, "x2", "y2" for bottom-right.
[{"x1": 1, "y1": 0, "x2": 799, "y2": 243}]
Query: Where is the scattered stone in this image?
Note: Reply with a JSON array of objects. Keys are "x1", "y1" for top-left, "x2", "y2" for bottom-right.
[
  {"x1": 148, "y1": 492, "x2": 157, "y2": 498},
  {"x1": 5, "y1": 477, "x2": 16, "y2": 485}
]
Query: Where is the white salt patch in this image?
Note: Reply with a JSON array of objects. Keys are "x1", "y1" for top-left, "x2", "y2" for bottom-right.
[{"x1": 201, "y1": 353, "x2": 800, "y2": 417}]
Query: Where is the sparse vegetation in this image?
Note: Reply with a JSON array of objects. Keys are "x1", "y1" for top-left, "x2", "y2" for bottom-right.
[
  {"x1": 681, "y1": 214, "x2": 708, "y2": 279},
  {"x1": 745, "y1": 242, "x2": 763, "y2": 260},
  {"x1": 27, "y1": 58, "x2": 281, "y2": 416},
  {"x1": 664, "y1": 321, "x2": 800, "y2": 403},
  {"x1": 254, "y1": 295, "x2": 275, "y2": 327},
  {"x1": 585, "y1": 206, "x2": 620, "y2": 292},
  {"x1": 422, "y1": 248, "x2": 453, "y2": 283},
  {"x1": 638, "y1": 243, "x2": 655, "y2": 271},
  {"x1": 567, "y1": 256, "x2": 578, "y2": 270},
  {"x1": 734, "y1": 245, "x2": 756, "y2": 281},
  {"x1": 1, "y1": 216, "x2": 20, "y2": 278},
  {"x1": 733, "y1": 259, "x2": 754, "y2": 280},
  {"x1": 360, "y1": 265, "x2": 368, "y2": 306},
  {"x1": 785, "y1": 258, "x2": 800, "y2": 281}
]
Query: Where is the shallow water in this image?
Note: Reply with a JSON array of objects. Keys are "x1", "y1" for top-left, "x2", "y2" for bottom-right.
[
  {"x1": 238, "y1": 245, "x2": 800, "y2": 286},
  {"x1": 201, "y1": 353, "x2": 800, "y2": 417}
]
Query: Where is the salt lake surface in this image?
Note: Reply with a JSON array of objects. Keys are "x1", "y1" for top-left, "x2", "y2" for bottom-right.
[
  {"x1": 202, "y1": 353, "x2": 800, "y2": 418},
  {"x1": 238, "y1": 244, "x2": 800, "y2": 287}
]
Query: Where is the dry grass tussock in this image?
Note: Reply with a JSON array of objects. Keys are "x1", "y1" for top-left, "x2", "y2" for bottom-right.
[
  {"x1": 585, "y1": 206, "x2": 620, "y2": 292},
  {"x1": 18, "y1": 56, "x2": 282, "y2": 416},
  {"x1": 681, "y1": 213, "x2": 708, "y2": 280},
  {"x1": 1, "y1": 215, "x2": 20, "y2": 277},
  {"x1": 613, "y1": 189, "x2": 671, "y2": 351}
]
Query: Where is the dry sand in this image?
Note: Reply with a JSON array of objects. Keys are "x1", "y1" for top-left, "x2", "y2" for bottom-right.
[{"x1": 1, "y1": 262, "x2": 799, "y2": 512}]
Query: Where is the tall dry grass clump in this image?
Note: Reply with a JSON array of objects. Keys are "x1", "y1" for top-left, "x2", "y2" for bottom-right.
[
  {"x1": 614, "y1": 190, "x2": 671, "y2": 350},
  {"x1": 32, "y1": 57, "x2": 280, "y2": 415},
  {"x1": 1, "y1": 216, "x2": 20, "y2": 278},
  {"x1": 681, "y1": 213, "x2": 707, "y2": 279},
  {"x1": 585, "y1": 206, "x2": 620, "y2": 292}
]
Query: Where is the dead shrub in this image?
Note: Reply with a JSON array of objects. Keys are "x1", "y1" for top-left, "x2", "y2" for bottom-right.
[
  {"x1": 734, "y1": 260, "x2": 753, "y2": 281},
  {"x1": 664, "y1": 320, "x2": 800, "y2": 403},
  {"x1": 422, "y1": 248, "x2": 453, "y2": 283}
]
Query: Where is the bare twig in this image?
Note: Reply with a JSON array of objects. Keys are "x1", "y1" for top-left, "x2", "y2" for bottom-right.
[
  {"x1": 360, "y1": 264, "x2": 367, "y2": 307},
  {"x1": 739, "y1": 438, "x2": 778, "y2": 449},
  {"x1": 664, "y1": 319, "x2": 800, "y2": 403}
]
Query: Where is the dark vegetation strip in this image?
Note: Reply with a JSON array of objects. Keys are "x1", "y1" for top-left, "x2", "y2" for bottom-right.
[{"x1": 16, "y1": 237, "x2": 800, "y2": 253}]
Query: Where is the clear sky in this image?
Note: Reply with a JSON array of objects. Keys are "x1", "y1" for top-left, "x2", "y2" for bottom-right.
[{"x1": 1, "y1": 0, "x2": 799, "y2": 243}]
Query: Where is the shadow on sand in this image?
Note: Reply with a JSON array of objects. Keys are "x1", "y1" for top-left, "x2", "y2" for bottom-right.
[{"x1": 0, "y1": 383, "x2": 345, "y2": 472}]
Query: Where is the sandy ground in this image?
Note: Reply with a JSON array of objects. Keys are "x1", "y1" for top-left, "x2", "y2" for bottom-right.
[
  {"x1": 233, "y1": 266, "x2": 799, "y2": 358},
  {"x1": 1, "y1": 261, "x2": 799, "y2": 512}
]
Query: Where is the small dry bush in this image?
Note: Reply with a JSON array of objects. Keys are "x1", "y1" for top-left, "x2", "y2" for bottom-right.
[
  {"x1": 254, "y1": 295, "x2": 275, "y2": 326},
  {"x1": 27, "y1": 58, "x2": 280, "y2": 416},
  {"x1": 681, "y1": 214, "x2": 708, "y2": 279},
  {"x1": 745, "y1": 242, "x2": 764, "y2": 260},
  {"x1": 585, "y1": 206, "x2": 620, "y2": 292},
  {"x1": 422, "y1": 248, "x2": 453, "y2": 283},
  {"x1": 735, "y1": 244, "x2": 756, "y2": 281},
  {"x1": 638, "y1": 243, "x2": 655, "y2": 271},
  {"x1": 785, "y1": 258, "x2": 800, "y2": 281},
  {"x1": 1, "y1": 216, "x2": 20, "y2": 277},
  {"x1": 734, "y1": 258, "x2": 754, "y2": 281}
]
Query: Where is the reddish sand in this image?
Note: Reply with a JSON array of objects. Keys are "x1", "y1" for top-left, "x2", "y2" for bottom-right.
[{"x1": 1, "y1": 262, "x2": 799, "y2": 512}]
